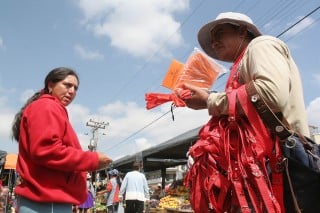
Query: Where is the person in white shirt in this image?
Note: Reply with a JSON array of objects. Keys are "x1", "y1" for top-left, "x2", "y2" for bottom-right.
[{"x1": 119, "y1": 162, "x2": 149, "y2": 213}]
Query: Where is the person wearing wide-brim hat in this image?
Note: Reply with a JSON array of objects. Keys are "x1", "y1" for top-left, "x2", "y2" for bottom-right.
[
  {"x1": 197, "y1": 12, "x2": 261, "y2": 61},
  {"x1": 181, "y1": 12, "x2": 310, "y2": 213}
]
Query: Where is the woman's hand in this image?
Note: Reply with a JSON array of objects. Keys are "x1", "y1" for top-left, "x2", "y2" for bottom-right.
[
  {"x1": 97, "y1": 152, "x2": 112, "y2": 170},
  {"x1": 178, "y1": 83, "x2": 210, "y2": 110}
]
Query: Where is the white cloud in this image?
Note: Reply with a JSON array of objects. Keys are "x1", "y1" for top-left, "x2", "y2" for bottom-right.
[
  {"x1": 0, "y1": 98, "x2": 17, "y2": 153},
  {"x1": 263, "y1": 16, "x2": 315, "y2": 39},
  {"x1": 0, "y1": 96, "x2": 8, "y2": 107},
  {"x1": 0, "y1": 36, "x2": 4, "y2": 49},
  {"x1": 314, "y1": 73, "x2": 320, "y2": 82},
  {"x1": 263, "y1": 19, "x2": 281, "y2": 33},
  {"x1": 20, "y1": 89, "x2": 35, "y2": 103},
  {"x1": 76, "y1": 0, "x2": 189, "y2": 58},
  {"x1": 68, "y1": 104, "x2": 91, "y2": 128},
  {"x1": 135, "y1": 138, "x2": 152, "y2": 153},
  {"x1": 306, "y1": 97, "x2": 320, "y2": 127},
  {"x1": 74, "y1": 44, "x2": 104, "y2": 60},
  {"x1": 0, "y1": 89, "x2": 36, "y2": 153},
  {"x1": 0, "y1": 113, "x2": 14, "y2": 136},
  {"x1": 285, "y1": 17, "x2": 315, "y2": 37}
]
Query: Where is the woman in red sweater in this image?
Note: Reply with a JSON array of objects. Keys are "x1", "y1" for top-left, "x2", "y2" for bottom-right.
[{"x1": 11, "y1": 67, "x2": 112, "y2": 212}]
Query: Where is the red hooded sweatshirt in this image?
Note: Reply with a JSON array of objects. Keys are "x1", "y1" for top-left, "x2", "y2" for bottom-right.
[{"x1": 15, "y1": 95, "x2": 99, "y2": 205}]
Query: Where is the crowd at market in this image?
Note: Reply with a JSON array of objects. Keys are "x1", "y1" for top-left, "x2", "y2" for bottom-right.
[{"x1": 1, "y1": 164, "x2": 191, "y2": 213}]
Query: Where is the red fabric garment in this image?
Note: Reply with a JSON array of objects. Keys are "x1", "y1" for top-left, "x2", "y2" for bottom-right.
[
  {"x1": 184, "y1": 50, "x2": 284, "y2": 212},
  {"x1": 15, "y1": 95, "x2": 99, "y2": 205},
  {"x1": 145, "y1": 89, "x2": 192, "y2": 110},
  {"x1": 107, "y1": 177, "x2": 120, "y2": 203}
]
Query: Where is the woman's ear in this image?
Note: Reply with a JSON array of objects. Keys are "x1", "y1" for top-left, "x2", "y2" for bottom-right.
[
  {"x1": 238, "y1": 26, "x2": 248, "y2": 38},
  {"x1": 48, "y1": 82, "x2": 54, "y2": 94}
]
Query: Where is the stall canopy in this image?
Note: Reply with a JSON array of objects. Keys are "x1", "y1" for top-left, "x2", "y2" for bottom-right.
[
  {"x1": 4, "y1": 153, "x2": 18, "y2": 170},
  {"x1": 111, "y1": 126, "x2": 201, "y2": 173}
]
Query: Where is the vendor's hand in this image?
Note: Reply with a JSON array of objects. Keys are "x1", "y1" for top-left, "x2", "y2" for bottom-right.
[
  {"x1": 119, "y1": 196, "x2": 123, "y2": 202},
  {"x1": 179, "y1": 83, "x2": 210, "y2": 110},
  {"x1": 97, "y1": 152, "x2": 112, "y2": 170}
]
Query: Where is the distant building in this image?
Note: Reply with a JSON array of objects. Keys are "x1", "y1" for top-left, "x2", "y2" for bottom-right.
[{"x1": 146, "y1": 165, "x2": 186, "y2": 186}]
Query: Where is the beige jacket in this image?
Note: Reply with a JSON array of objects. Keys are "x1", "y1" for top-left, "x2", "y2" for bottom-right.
[{"x1": 207, "y1": 35, "x2": 310, "y2": 137}]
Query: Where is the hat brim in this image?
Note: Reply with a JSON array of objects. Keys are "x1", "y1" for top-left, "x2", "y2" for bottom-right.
[{"x1": 197, "y1": 18, "x2": 262, "y2": 59}]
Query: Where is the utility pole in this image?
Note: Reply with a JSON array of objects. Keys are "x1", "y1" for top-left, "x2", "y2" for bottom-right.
[
  {"x1": 86, "y1": 119, "x2": 109, "y2": 151},
  {"x1": 86, "y1": 119, "x2": 109, "y2": 213}
]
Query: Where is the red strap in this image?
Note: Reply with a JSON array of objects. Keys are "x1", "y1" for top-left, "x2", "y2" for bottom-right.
[
  {"x1": 144, "y1": 89, "x2": 192, "y2": 109},
  {"x1": 236, "y1": 85, "x2": 284, "y2": 212},
  {"x1": 225, "y1": 49, "x2": 246, "y2": 90}
]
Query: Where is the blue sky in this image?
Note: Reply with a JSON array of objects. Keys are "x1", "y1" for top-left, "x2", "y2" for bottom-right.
[{"x1": 1, "y1": 0, "x2": 320, "y2": 160}]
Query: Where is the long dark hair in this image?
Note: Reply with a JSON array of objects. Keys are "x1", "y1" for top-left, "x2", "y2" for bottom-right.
[
  {"x1": 116, "y1": 175, "x2": 122, "y2": 187},
  {"x1": 11, "y1": 67, "x2": 79, "y2": 142}
]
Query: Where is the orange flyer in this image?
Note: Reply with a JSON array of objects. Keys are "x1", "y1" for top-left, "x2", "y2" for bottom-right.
[
  {"x1": 161, "y1": 59, "x2": 184, "y2": 90},
  {"x1": 161, "y1": 48, "x2": 226, "y2": 91}
]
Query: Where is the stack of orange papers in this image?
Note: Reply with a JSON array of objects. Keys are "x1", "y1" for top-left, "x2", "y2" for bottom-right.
[
  {"x1": 145, "y1": 48, "x2": 226, "y2": 110},
  {"x1": 162, "y1": 48, "x2": 225, "y2": 91}
]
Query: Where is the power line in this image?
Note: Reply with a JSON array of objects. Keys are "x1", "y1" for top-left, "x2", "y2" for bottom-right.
[
  {"x1": 282, "y1": 15, "x2": 320, "y2": 43},
  {"x1": 104, "y1": 110, "x2": 172, "y2": 152},
  {"x1": 277, "y1": 6, "x2": 320, "y2": 38}
]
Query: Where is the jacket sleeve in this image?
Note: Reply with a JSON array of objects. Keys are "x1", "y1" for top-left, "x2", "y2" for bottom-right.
[{"x1": 243, "y1": 36, "x2": 291, "y2": 112}]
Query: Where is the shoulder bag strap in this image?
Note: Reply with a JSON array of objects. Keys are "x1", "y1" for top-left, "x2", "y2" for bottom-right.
[{"x1": 245, "y1": 81, "x2": 293, "y2": 140}]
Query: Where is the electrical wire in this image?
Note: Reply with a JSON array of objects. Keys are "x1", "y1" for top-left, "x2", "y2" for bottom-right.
[
  {"x1": 277, "y1": 6, "x2": 320, "y2": 38},
  {"x1": 103, "y1": 110, "x2": 172, "y2": 152}
]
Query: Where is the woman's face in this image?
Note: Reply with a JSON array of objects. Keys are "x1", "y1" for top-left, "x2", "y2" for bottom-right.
[
  {"x1": 48, "y1": 75, "x2": 79, "y2": 106},
  {"x1": 210, "y1": 24, "x2": 243, "y2": 62}
]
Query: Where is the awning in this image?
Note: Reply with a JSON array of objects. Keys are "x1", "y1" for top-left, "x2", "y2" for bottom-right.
[{"x1": 4, "y1": 153, "x2": 18, "y2": 170}]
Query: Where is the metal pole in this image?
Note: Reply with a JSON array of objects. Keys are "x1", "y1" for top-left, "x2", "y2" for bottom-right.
[{"x1": 86, "y1": 119, "x2": 109, "y2": 213}]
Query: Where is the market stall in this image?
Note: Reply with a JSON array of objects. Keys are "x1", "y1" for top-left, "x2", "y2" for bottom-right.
[
  {"x1": 2, "y1": 153, "x2": 18, "y2": 212},
  {"x1": 149, "y1": 179, "x2": 193, "y2": 213}
]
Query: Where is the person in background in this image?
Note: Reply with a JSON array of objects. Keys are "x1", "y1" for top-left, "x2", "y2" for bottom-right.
[
  {"x1": 98, "y1": 169, "x2": 121, "y2": 213},
  {"x1": 181, "y1": 12, "x2": 309, "y2": 212},
  {"x1": 119, "y1": 162, "x2": 150, "y2": 213},
  {"x1": 78, "y1": 173, "x2": 95, "y2": 213},
  {"x1": 11, "y1": 67, "x2": 112, "y2": 212},
  {"x1": 150, "y1": 183, "x2": 163, "y2": 200},
  {"x1": 0, "y1": 179, "x2": 3, "y2": 211}
]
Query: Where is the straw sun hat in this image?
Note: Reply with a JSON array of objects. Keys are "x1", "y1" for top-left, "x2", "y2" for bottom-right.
[{"x1": 197, "y1": 12, "x2": 262, "y2": 59}]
